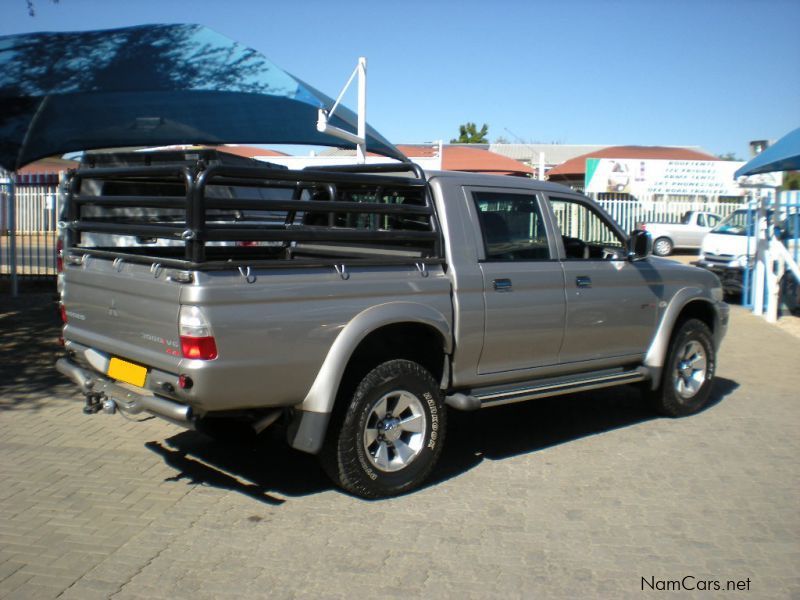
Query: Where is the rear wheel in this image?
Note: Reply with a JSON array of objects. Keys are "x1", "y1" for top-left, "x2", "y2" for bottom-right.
[
  {"x1": 321, "y1": 359, "x2": 446, "y2": 499},
  {"x1": 653, "y1": 236, "x2": 673, "y2": 256},
  {"x1": 646, "y1": 318, "x2": 715, "y2": 417}
]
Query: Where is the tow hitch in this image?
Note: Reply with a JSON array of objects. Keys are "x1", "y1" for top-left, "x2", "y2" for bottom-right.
[
  {"x1": 82, "y1": 392, "x2": 104, "y2": 415},
  {"x1": 56, "y1": 358, "x2": 195, "y2": 428}
]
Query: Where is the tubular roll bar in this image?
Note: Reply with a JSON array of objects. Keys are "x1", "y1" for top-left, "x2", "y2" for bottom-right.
[{"x1": 65, "y1": 161, "x2": 441, "y2": 267}]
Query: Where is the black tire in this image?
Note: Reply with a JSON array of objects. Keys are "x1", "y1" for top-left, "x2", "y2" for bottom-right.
[
  {"x1": 779, "y1": 273, "x2": 800, "y2": 315},
  {"x1": 320, "y1": 359, "x2": 446, "y2": 499},
  {"x1": 653, "y1": 236, "x2": 673, "y2": 256},
  {"x1": 646, "y1": 318, "x2": 716, "y2": 417}
]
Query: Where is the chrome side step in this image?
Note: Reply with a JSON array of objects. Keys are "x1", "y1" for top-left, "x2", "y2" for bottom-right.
[{"x1": 445, "y1": 367, "x2": 649, "y2": 411}]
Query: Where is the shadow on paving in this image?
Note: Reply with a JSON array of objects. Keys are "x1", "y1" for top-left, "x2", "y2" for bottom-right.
[
  {"x1": 430, "y1": 377, "x2": 738, "y2": 489},
  {"x1": 147, "y1": 377, "x2": 738, "y2": 503},
  {"x1": 147, "y1": 429, "x2": 332, "y2": 504},
  {"x1": 0, "y1": 291, "x2": 75, "y2": 411}
]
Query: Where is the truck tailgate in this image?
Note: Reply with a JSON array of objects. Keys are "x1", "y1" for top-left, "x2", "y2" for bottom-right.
[{"x1": 62, "y1": 258, "x2": 184, "y2": 373}]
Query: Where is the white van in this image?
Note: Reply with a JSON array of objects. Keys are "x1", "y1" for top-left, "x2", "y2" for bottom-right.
[{"x1": 696, "y1": 208, "x2": 799, "y2": 298}]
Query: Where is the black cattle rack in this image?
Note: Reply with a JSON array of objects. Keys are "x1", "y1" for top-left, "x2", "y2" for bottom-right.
[{"x1": 63, "y1": 161, "x2": 444, "y2": 270}]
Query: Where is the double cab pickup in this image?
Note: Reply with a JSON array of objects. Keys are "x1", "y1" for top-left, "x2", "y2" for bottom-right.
[{"x1": 57, "y1": 153, "x2": 729, "y2": 498}]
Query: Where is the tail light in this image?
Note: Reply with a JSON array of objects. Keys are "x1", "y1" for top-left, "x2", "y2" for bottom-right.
[
  {"x1": 236, "y1": 241, "x2": 258, "y2": 247},
  {"x1": 179, "y1": 306, "x2": 218, "y2": 360},
  {"x1": 56, "y1": 237, "x2": 64, "y2": 273}
]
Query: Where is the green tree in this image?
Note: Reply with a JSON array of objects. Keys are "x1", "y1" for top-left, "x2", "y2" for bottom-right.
[
  {"x1": 451, "y1": 122, "x2": 489, "y2": 144},
  {"x1": 781, "y1": 171, "x2": 800, "y2": 191},
  {"x1": 716, "y1": 152, "x2": 741, "y2": 161}
]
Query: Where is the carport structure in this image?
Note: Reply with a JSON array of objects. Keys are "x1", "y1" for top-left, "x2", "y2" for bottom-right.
[{"x1": 0, "y1": 23, "x2": 406, "y2": 294}]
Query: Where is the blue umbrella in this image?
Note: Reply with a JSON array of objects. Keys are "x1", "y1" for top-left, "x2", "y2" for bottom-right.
[
  {"x1": 0, "y1": 23, "x2": 406, "y2": 170},
  {"x1": 735, "y1": 127, "x2": 800, "y2": 178}
]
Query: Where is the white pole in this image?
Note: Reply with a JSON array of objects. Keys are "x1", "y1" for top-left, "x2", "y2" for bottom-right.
[
  {"x1": 753, "y1": 195, "x2": 768, "y2": 315},
  {"x1": 9, "y1": 173, "x2": 18, "y2": 297},
  {"x1": 538, "y1": 151, "x2": 545, "y2": 181},
  {"x1": 356, "y1": 56, "x2": 367, "y2": 164},
  {"x1": 316, "y1": 57, "x2": 369, "y2": 158},
  {"x1": 764, "y1": 187, "x2": 785, "y2": 322}
]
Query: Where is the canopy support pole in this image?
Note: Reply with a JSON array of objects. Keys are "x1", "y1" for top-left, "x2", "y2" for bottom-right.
[
  {"x1": 764, "y1": 190, "x2": 781, "y2": 322},
  {"x1": 317, "y1": 57, "x2": 368, "y2": 164},
  {"x1": 9, "y1": 174, "x2": 18, "y2": 297},
  {"x1": 752, "y1": 194, "x2": 768, "y2": 315}
]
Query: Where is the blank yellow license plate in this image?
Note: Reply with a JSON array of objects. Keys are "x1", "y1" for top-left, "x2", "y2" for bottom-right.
[{"x1": 107, "y1": 358, "x2": 147, "y2": 387}]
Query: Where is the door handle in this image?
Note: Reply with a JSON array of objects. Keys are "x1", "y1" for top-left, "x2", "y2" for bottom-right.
[
  {"x1": 575, "y1": 276, "x2": 592, "y2": 288},
  {"x1": 493, "y1": 278, "x2": 513, "y2": 292}
]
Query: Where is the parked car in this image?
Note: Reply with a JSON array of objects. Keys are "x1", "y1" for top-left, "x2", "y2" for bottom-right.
[
  {"x1": 696, "y1": 208, "x2": 799, "y2": 297},
  {"x1": 639, "y1": 210, "x2": 722, "y2": 256},
  {"x1": 56, "y1": 160, "x2": 729, "y2": 498}
]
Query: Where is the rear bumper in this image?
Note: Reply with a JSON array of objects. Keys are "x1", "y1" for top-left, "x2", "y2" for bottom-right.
[{"x1": 56, "y1": 357, "x2": 194, "y2": 427}]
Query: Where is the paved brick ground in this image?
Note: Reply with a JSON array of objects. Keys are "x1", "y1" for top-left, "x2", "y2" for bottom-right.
[{"x1": 1, "y1": 294, "x2": 798, "y2": 599}]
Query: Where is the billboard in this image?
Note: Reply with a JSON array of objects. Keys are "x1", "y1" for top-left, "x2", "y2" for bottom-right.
[{"x1": 584, "y1": 158, "x2": 782, "y2": 197}]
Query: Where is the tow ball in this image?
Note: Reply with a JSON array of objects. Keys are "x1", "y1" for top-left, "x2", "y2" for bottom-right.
[{"x1": 83, "y1": 392, "x2": 118, "y2": 415}]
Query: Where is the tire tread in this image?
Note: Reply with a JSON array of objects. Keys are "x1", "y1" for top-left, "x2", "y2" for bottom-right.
[
  {"x1": 647, "y1": 318, "x2": 715, "y2": 417},
  {"x1": 320, "y1": 359, "x2": 446, "y2": 499}
]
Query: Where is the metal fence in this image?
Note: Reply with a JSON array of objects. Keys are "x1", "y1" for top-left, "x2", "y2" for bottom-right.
[
  {"x1": 1, "y1": 173, "x2": 63, "y2": 288},
  {"x1": 743, "y1": 190, "x2": 800, "y2": 316},
  {"x1": 0, "y1": 176, "x2": 771, "y2": 290},
  {"x1": 587, "y1": 193, "x2": 747, "y2": 234}
]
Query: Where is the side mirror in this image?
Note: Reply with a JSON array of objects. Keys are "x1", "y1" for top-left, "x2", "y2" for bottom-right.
[{"x1": 627, "y1": 229, "x2": 652, "y2": 261}]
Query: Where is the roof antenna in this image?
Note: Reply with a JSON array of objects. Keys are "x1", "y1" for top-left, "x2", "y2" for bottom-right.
[
  {"x1": 504, "y1": 128, "x2": 526, "y2": 144},
  {"x1": 317, "y1": 57, "x2": 367, "y2": 163}
]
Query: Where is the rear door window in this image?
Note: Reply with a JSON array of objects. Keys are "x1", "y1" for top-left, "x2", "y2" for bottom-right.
[{"x1": 472, "y1": 191, "x2": 551, "y2": 261}]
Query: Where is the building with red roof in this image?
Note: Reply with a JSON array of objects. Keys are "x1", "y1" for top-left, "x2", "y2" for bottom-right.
[
  {"x1": 213, "y1": 145, "x2": 289, "y2": 159},
  {"x1": 396, "y1": 144, "x2": 534, "y2": 176},
  {"x1": 546, "y1": 145, "x2": 720, "y2": 189}
]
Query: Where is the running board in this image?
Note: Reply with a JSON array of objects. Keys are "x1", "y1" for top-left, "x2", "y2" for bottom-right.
[{"x1": 445, "y1": 367, "x2": 649, "y2": 411}]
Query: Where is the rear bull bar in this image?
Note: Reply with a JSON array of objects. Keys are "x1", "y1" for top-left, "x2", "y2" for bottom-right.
[{"x1": 55, "y1": 358, "x2": 194, "y2": 428}]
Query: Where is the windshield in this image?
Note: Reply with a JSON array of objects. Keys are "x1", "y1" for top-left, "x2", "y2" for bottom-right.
[
  {"x1": 711, "y1": 209, "x2": 786, "y2": 236},
  {"x1": 711, "y1": 210, "x2": 754, "y2": 236}
]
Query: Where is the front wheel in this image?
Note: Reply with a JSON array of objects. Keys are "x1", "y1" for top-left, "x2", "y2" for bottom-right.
[
  {"x1": 653, "y1": 236, "x2": 673, "y2": 256},
  {"x1": 321, "y1": 359, "x2": 447, "y2": 499},
  {"x1": 646, "y1": 318, "x2": 716, "y2": 417},
  {"x1": 780, "y1": 273, "x2": 800, "y2": 315}
]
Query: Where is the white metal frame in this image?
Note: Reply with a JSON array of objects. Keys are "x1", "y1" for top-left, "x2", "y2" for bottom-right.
[
  {"x1": 750, "y1": 189, "x2": 800, "y2": 323},
  {"x1": 316, "y1": 57, "x2": 368, "y2": 164}
]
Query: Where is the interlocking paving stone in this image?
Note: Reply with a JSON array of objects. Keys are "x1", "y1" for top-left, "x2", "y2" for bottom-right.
[{"x1": 0, "y1": 295, "x2": 798, "y2": 598}]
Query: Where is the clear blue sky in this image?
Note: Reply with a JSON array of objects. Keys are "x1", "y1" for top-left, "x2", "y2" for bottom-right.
[{"x1": 2, "y1": 0, "x2": 798, "y2": 158}]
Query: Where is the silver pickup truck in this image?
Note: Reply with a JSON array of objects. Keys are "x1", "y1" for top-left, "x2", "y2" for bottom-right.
[
  {"x1": 640, "y1": 210, "x2": 722, "y2": 256},
  {"x1": 56, "y1": 159, "x2": 729, "y2": 498}
]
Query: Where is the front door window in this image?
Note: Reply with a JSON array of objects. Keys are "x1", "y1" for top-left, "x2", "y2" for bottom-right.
[{"x1": 549, "y1": 199, "x2": 625, "y2": 260}]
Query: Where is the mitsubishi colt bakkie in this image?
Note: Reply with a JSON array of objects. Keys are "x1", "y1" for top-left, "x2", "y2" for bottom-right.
[{"x1": 57, "y1": 156, "x2": 729, "y2": 498}]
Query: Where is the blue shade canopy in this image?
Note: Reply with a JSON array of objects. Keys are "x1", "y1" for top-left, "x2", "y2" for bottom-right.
[
  {"x1": 735, "y1": 127, "x2": 800, "y2": 178},
  {"x1": 0, "y1": 24, "x2": 407, "y2": 170}
]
